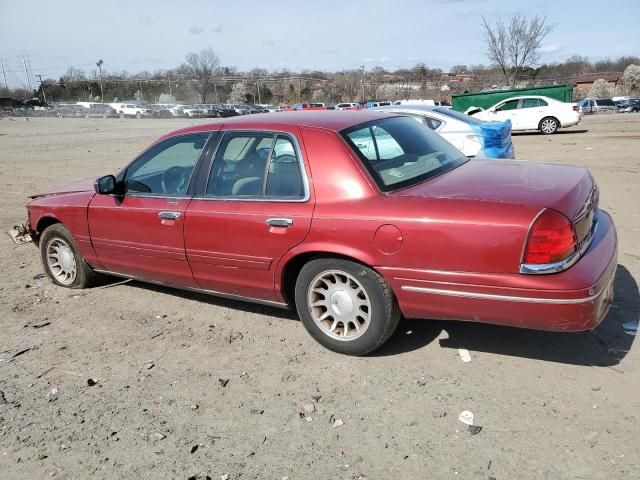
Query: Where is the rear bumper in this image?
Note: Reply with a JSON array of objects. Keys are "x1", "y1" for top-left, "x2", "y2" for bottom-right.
[{"x1": 378, "y1": 210, "x2": 617, "y2": 332}]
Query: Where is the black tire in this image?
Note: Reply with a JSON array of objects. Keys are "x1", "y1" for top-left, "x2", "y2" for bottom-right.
[
  {"x1": 539, "y1": 116, "x2": 559, "y2": 134},
  {"x1": 294, "y1": 258, "x2": 400, "y2": 355},
  {"x1": 39, "y1": 224, "x2": 97, "y2": 289}
]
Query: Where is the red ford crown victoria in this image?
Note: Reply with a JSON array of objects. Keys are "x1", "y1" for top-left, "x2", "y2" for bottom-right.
[{"x1": 26, "y1": 111, "x2": 617, "y2": 355}]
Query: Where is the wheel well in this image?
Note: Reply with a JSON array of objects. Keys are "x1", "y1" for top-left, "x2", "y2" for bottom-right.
[
  {"x1": 280, "y1": 251, "x2": 369, "y2": 307},
  {"x1": 539, "y1": 116, "x2": 559, "y2": 128},
  {"x1": 36, "y1": 216, "x2": 60, "y2": 236}
]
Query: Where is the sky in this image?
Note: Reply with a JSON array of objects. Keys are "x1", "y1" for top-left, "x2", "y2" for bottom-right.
[{"x1": 1, "y1": 0, "x2": 639, "y2": 88}]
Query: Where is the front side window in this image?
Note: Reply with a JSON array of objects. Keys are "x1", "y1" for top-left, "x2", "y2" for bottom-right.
[
  {"x1": 124, "y1": 132, "x2": 209, "y2": 195},
  {"x1": 206, "y1": 132, "x2": 305, "y2": 199},
  {"x1": 496, "y1": 99, "x2": 519, "y2": 111},
  {"x1": 342, "y1": 116, "x2": 468, "y2": 192}
]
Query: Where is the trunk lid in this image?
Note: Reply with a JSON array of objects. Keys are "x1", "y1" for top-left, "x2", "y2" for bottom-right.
[{"x1": 392, "y1": 159, "x2": 594, "y2": 221}]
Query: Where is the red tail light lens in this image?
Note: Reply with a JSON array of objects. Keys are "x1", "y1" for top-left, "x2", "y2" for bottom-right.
[{"x1": 523, "y1": 209, "x2": 577, "y2": 265}]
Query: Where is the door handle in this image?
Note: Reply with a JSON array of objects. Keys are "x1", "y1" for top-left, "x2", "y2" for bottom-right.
[
  {"x1": 158, "y1": 211, "x2": 181, "y2": 220},
  {"x1": 266, "y1": 217, "x2": 293, "y2": 227}
]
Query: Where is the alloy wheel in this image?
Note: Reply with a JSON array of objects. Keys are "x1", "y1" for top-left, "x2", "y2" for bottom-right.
[{"x1": 307, "y1": 270, "x2": 372, "y2": 341}]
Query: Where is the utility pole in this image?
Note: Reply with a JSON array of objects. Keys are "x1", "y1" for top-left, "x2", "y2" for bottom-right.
[
  {"x1": 297, "y1": 76, "x2": 301, "y2": 102},
  {"x1": 96, "y1": 59, "x2": 104, "y2": 103},
  {"x1": 22, "y1": 52, "x2": 32, "y2": 92},
  {"x1": 360, "y1": 65, "x2": 366, "y2": 103},
  {"x1": 0, "y1": 56, "x2": 7, "y2": 90},
  {"x1": 35, "y1": 74, "x2": 47, "y2": 104},
  {"x1": 257, "y1": 80, "x2": 261, "y2": 104}
]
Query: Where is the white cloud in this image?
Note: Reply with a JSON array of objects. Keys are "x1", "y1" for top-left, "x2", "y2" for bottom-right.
[{"x1": 540, "y1": 44, "x2": 563, "y2": 54}]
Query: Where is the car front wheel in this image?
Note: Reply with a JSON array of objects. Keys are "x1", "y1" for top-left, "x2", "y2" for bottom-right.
[
  {"x1": 295, "y1": 258, "x2": 400, "y2": 355},
  {"x1": 39, "y1": 224, "x2": 96, "y2": 289},
  {"x1": 539, "y1": 116, "x2": 559, "y2": 134}
]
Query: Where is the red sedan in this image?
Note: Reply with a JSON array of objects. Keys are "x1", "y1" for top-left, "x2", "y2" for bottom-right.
[{"x1": 26, "y1": 111, "x2": 617, "y2": 355}]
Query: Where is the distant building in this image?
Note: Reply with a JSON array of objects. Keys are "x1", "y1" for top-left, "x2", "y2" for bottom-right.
[{"x1": 573, "y1": 73, "x2": 622, "y2": 98}]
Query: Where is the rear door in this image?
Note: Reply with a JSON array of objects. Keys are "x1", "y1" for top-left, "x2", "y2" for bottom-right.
[
  {"x1": 518, "y1": 97, "x2": 543, "y2": 130},
  {"x1": 184, "y1": 128, "x2": 314, "y2": 302},
  {"x1": 88, "y1": 131, "x2": 215, "y2": 286}
]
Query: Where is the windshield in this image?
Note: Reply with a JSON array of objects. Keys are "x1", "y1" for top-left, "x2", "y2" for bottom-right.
[
  {"x1": 341, "y1": 116, "x2": 468, "y2": 192},
  {"x1": 434, "y1": 107, "x2": 485, "y2": 125}
]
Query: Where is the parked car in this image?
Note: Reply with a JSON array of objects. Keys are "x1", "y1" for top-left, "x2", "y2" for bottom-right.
[
  {"x1": 150, "y1": 105, "x2": 174, "y2": 118},
  {"x1": 335, "y1": 102, "x2": 360, "y2": 110},
  {"x1": 53, "y1": 103, "x2": 85, "y2": 117},
  {"x1": 577, "y1": 98, "x2": 617, "y2": 114},
  {"x1": 25, "y1": 111, "x2": 616, "y2": 355},
  {"x1": 212, "y1": 105, "x2": 240, "y2": 117},
  {"x1": 470, "y1": 95, "x2": 580, "y2": 134},
  {"x1": 85, "y1": 103, "x2": 118, "y2": 118},
  {"x1": 371, "y1": 105, "x2": 514, "y2": 158},
  {"x1": 118, "y1": 104, "x2": 152, "y2": 117},
  {"x1": 616, "y1": 98, "x2": 640, "y2": 113},
  {"x1": 182, "y1": 105, "x2": 207, "y2": 118}
]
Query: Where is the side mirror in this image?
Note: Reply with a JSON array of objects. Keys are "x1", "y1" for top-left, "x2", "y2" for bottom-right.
[{"x1": 95, "y1": 175, "x2": 117, "y2": 194}]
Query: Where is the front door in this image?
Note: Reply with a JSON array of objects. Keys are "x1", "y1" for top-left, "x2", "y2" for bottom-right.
[
  {"x1": 492, "y1": 99, "x2": 521, "y2": 129},
  {"x1": 184, "y1": 129, "x2": 314, "y2": 302},
  {"x1": 88, "y1": 131, "x2": 212, "y2": 286}
]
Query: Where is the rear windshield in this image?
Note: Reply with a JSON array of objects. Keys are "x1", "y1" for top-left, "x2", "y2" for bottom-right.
[
  {"x1": 597, "y1": 99, "x2": 615, "y2": 106},
  {"x1": 433, "y1": 107, "x2": 485, "y2": 125},
  {"x1": 341, "y1": 116, "x2": 468, "y2": 192}
]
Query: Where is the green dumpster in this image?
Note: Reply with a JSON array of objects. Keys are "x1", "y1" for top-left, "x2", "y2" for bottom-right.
[{"x1": 451, "y1": 84, "x2": 574, "y2": 112}]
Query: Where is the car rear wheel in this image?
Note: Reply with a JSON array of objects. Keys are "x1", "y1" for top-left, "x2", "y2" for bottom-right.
[
  {"x1": 40, "y1": 224, "x2": 96, "y2": 289},
  {"x1": 539, "y1": 116, "x2": 559, "y2": 134},
  {"x1": 295, "y1": 258, "x2": 400, "y2": 355}
]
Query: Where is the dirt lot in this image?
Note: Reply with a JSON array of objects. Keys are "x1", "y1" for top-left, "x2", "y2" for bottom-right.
[{"x1": 1, "y1": 114, "x2": 639, "y2": 480}]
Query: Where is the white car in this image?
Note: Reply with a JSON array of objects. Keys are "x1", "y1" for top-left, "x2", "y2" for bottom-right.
[
  {"x1": 118, "y1": 104, "x2": 151, "y2": 117},
  {"x1": 335, "y1": 102, "x2": 359, "y2": 110},
  {"x1": 371, "y1": 105, "x2": 515, "y2": 158},
  {"x1": 469, "y1": 95, "x2": 580, "y2": 134}
]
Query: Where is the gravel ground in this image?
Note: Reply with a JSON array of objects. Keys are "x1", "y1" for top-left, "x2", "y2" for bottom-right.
[{"x1": 0, "y1": 114, "x2": 639, "y2": 480}]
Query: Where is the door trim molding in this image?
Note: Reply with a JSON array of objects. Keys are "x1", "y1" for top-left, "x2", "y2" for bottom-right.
[{"x1": 93, "y1": 269, "x2": 289, "y2": 309}]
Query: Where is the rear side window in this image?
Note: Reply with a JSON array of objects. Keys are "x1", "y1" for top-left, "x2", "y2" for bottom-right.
[
  {"x1": 342, "y1": 116, "x2": 468, "y2": 192},
  {"x1": 207, "y1": 132, "x2": 305, "y2": 199},
  {"x1": 521, "y1": 98, "x2": 540, "y2": 108}
]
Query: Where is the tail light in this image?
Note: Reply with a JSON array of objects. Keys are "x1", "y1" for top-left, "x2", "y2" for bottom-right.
[{"x1": 523, "y1": 209, "x2": 577, "y2": 265}]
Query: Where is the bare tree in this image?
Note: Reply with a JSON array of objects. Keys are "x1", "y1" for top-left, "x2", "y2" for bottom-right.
[
  {"x1": 184, "y1": 47, "x2": 220, "y2": 102},
  {"x1": 482, "y1": 14, "x2": 555, "y2": 86}
]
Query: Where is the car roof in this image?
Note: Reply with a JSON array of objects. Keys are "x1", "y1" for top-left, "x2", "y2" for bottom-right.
[
  {"x1": 498, "y1": 95, "x2": 557, "y2": 103},
  {"x1": 371, "y1": 105, "x2": 439, "y2": 113},
  {"x1": 165, "y1": 110, "x2": 398, "y2": 137}
]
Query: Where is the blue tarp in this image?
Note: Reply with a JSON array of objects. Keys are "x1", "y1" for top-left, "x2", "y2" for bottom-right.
[{"x1": 471, "y1": 120, "x2": 514, "y2": 159}]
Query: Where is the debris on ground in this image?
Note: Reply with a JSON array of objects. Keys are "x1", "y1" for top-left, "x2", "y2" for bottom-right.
[
  {"x1": 312, "y1": 395, "x2": 322, "y2": 402},
  {"x1": 144, "y1": 361, "x2": 155, "y2": 370},
  {"x1": 149, "y1": 331, "x2": 163, "y2": 339},
  {"x1": 7, "y1": 224, "x2": 32, "y2": 245},
  {"x1": 219, "y1": 378, "x2": 230, "y2": 387},
  {"x1": 152, "y1": 432, "x2": 166, "y2": 440},
  {"x1": 27, "y1": 321, "x2": 50, "y2": 329},
  {"x1": 332, "y1": 418, "x2": 344, "y2": 428},
  {"x1": 584, "y1": 431, "x2": 599, "y2": 448},
  {"x1": 87, "y1": 378, "x2": 98, "y2": 386},
  {"x1": 458, "y1": 410, "x2": 474, "y2": 426},
  {"x1": 0, "y1": 390, "x2": 7, "y2": 405},
  {"x1": 468, "y1": 425, "x2": 483, "y2": 435},
  {"x1": 191, "y1": 444, "x2": 199, "y2": 454},
  {"x1": 458, "y1": 348, "x2": 472, "y2": 363},
  {"x1": 0, "y1": 347, "x2": 32, "y2": 364},
  {"x1": 46, "y1": 388, "x2": 58, "y2": 402},
  {"x1": 303, "y1": 403, "x2": 316, "y2": 414}
]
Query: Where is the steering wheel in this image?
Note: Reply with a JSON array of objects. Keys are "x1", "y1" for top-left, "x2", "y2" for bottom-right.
[{"x1": 161, "y1": 166, "x2": 190, "y2": 194}]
